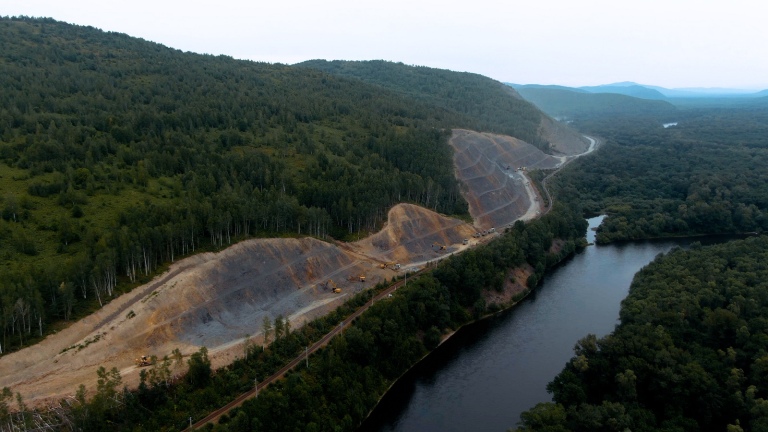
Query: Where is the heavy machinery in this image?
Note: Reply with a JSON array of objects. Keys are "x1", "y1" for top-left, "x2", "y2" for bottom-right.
[
  {"x1": 379, "y1": 262, "x2": 401, "y2": 270},
  {"x1": 135, "y1": 355, "x2": 152, "y2": 367},
  {"x1": 432, "y1": 243, "x2": 446, "y2": 251},
  {"x1": 328, "y1": 279, "x2": 341, "y2": 293},
  {"x1": 359, "y1": 274, "x2": 366, "y2": 282}
]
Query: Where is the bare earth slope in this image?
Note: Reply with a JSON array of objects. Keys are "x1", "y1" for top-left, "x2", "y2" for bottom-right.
[
  {"x1": 0, "y1": 205, "x2": 479, "y2": 405},
  {"x1": 450, "y1": 129, "x2": 561, "y2": 229},
  {"x1": 349, "y1": 204, "x2": 478, "y2": 264}
]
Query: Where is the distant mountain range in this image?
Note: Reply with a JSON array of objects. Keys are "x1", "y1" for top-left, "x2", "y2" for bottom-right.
[{"x1": 508, "y1": 81, "x2": 768, "y2": 100}]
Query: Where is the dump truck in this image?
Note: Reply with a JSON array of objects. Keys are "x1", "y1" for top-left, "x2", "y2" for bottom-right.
[{"x1": 135, "y1": 355, "x2": 152, "y2": 367}]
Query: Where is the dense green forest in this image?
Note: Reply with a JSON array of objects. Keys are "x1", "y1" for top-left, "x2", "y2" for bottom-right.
[
  {"x1": 0, "y1": 16, "x2": 553, "y2": 354},
  {"x1": 515, "y1": 235, "x2": 768, "y2": 432},
  {"x1": 297, "y1": 60, "x2": 547, "y2": 148},
  {"x1": 0, "y1": 202, "x2": 588, "y2": 431},
  {"x1": 550, "y1": 106, "x2": 768, "y2": 243}
]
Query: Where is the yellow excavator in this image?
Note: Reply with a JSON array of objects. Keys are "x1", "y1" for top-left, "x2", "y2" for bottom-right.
[
  {"x1": 328, "y1": 279, "x2": 341, "y2": 293},
  {"x1": 379, "y1": 262, "x2": 401, "y2": 270},
  {"x1": 359, "y1": 274, "x2": 366, "y2": 282},
  {"x1": 135, "y1": 355, "x2": 152, "y2": 367}
]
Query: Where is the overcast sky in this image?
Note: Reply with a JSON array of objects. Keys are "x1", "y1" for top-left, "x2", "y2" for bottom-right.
[{"x1": 4, "y1": 0, "x2": 767, "y2": 89}]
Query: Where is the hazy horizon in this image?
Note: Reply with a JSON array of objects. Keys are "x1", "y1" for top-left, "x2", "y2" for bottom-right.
[{"x1": 3, "y1": 0, "x2": 767, "y2": 90}]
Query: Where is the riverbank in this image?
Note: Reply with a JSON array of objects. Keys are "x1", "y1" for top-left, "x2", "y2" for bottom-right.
[{"x1": 356, "y1": 233, "x2": 587, "y2": 430}]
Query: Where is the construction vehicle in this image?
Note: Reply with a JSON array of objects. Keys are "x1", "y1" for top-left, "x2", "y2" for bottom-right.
[
  {"x1": 135, "y1": 355, "x2": 152, "y2": 367},
  {"x1": 379, "y1": 262, "x2": 401, "y2": 270},
  {"x1": 463, "y1": 238, "x2": 469, "y2": 245},
  {"x1": 328, "y1": 279, "x2": 341, "y2": 293},
  {"x1": 359, "y1": 274, "x2": 366, "y2": 282},
  {"x1": 432, "y1": 243, "x2": 446, "y2": 251}
]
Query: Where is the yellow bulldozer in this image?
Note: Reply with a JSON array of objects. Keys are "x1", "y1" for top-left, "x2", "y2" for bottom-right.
[{"x1": 135, "y1": 355, "x2": 153, "y2": 367}]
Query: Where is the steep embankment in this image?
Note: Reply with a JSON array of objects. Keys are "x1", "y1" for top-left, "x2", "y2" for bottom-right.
[
  {"x1": 450, "y1": 129, "x2": 562, "y2": 229},
  {"x1": 0, "y1": 204, "x2": 479, "y2": 405}
]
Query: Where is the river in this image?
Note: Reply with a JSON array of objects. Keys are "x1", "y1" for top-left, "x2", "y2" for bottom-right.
[{"x1": 361, "y1": 217, "x2": 733, "y2": 432}]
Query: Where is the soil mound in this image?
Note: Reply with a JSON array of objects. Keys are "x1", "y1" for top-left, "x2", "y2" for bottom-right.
[{"x1": 351, "y1": 204, "x2": 477, "y2": 264}]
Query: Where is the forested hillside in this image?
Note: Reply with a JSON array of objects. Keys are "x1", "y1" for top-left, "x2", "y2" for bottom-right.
[
  {"x1": 550, "y1": 106, "x2": 768, "y2": 243},
  {"x1": 296, "y1": 60, "x2": 548, "y2": 148},
  {"x1": 0, "y1": 17, "x2": 552, "y2": 354},
  {"x1": 512, "y1": 85, "x2": 677, "y2": 120},
  {"x1": 515, "y1": 236, "x2": 768, "y2": 432}
]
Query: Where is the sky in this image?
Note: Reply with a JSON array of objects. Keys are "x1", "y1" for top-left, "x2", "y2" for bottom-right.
[{"x1": 4, "y1": 0, "x2": 768, "y2": 90}]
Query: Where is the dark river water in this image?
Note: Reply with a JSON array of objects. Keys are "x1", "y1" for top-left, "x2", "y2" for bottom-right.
[{"x1": 361, "y1": 217, "x2": 734, "y2": 432}]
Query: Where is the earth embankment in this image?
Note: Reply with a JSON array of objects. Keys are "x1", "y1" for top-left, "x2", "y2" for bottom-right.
[
  {"x1": 450, "y1": 129, "x2": 560, "y2": 229},
  {"x1": 0, "y1": 205, "x2": 477, "y2": 406}
]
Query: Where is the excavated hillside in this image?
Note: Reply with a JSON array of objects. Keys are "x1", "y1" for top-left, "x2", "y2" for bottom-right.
[
  {"x1": 450, "y1": 129, "x2": 562, "y2": 229},
  {"x1": 0, "y1": 205, "x2": 480, "y2": 405}
]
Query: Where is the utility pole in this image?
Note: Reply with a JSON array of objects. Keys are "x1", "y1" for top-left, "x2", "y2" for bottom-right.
[{"x1": 254, "y1": 378, "x2": 259, "y2": 397}]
